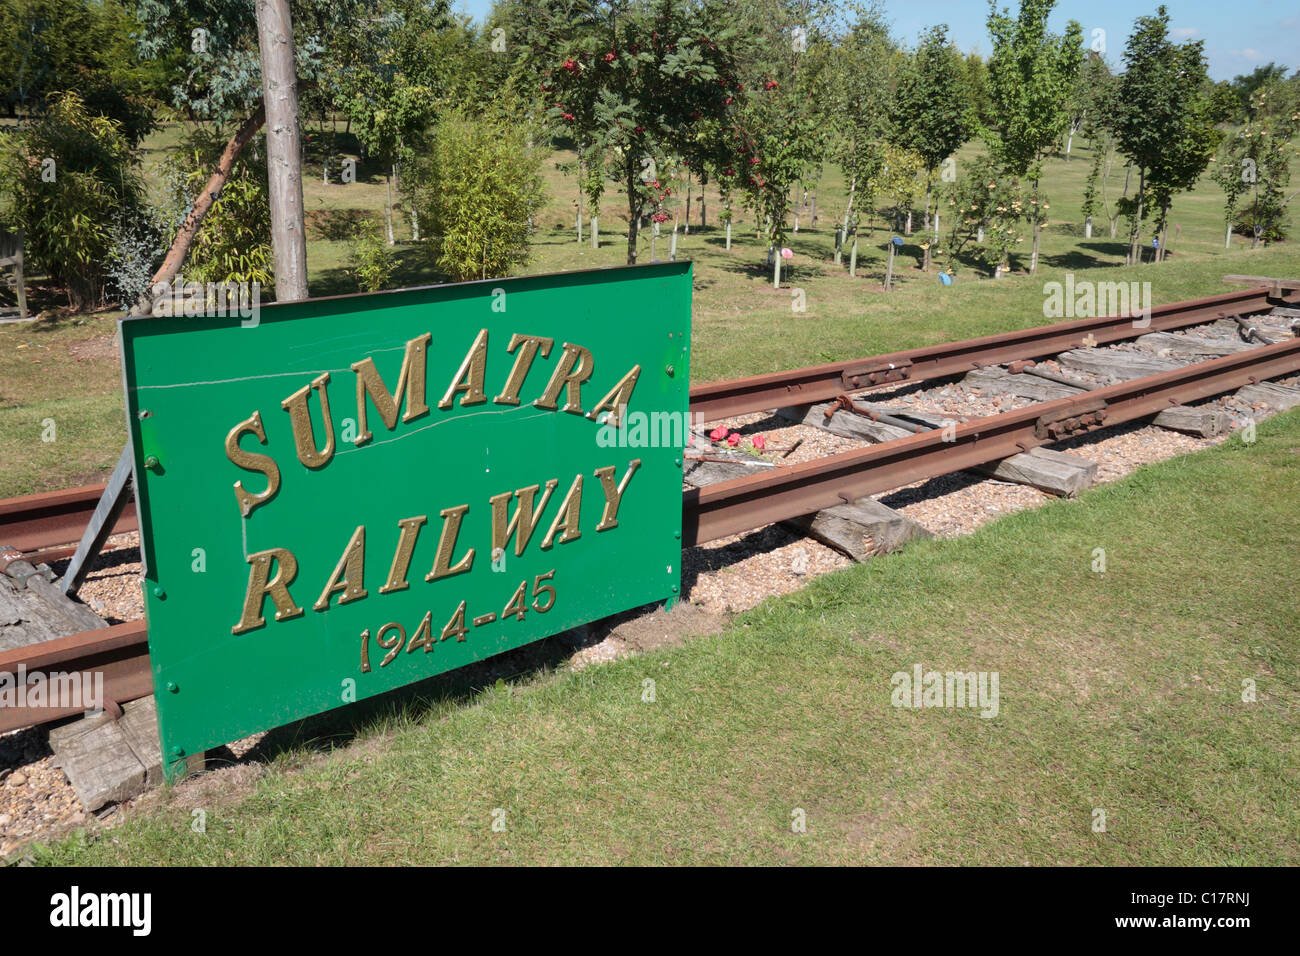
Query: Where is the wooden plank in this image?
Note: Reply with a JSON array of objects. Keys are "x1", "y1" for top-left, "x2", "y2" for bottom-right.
[
  {"x1": 1152, "y1": 404, "x2": 1230, "y2": 437},
  {"x1": 49, "y1": 716, "x2": 147, "y2": 811},
  {"x1": 974, "y1": 447, "x2": 1098, "y2": 497},
  {"x1": 783, "y1": 497, "x2": 931, "y2": 562},
  {"x1": 1057, "y1": 348, "x2": 1183, "y2": 381},
  {"x1": 777, "y1": 403, "x2": 913, "y2": 443},
  {"x1": 1235, "y1": 382, "x2": 1300, "y2": 413},
  {"x1": 963, "y1": 367, "x2": 1084, "y2": 401},
  {"x1": 1222, "y1": 274, "x2": 1300, "y2": 294},
  {"x1": 1135, "y1": 331, "x2": 1254, "y2": 359}
]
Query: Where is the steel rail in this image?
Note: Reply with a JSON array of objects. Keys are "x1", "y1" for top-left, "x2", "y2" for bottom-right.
[
  {"x1": 0, "y1": 620, "x2": 150, "y2": 733},
  {"x1": 0, "y1": 484, "x2": 137, "y2": 561},
  {"x1": 687, "y1": 286, "x2": 1291, "y2": 421},
  {"x1": 683, "y1": 336, "x2": 1300, "y2": 546},
  {"x1": 1, "y1": 287, "x2": 1289, "y2": 562},
  {"x1": 3, "y1": 339, "x2": 1299, "y2": 735},
  {"x1": 2, "y1": 291, "x2": 1298, "y2": 737}
]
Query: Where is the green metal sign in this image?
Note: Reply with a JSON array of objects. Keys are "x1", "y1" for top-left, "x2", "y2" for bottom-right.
[{"x1": 118, "y1": 263, "x2": 692, "y2": 776}]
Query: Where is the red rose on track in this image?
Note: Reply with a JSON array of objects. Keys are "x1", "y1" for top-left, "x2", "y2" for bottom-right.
[
  {"x1": 709, "y1": 426, "x2": 729, "y2": 442},
  {"x1": 726, "y1": 433, "x2": 742, "y2": 447}
]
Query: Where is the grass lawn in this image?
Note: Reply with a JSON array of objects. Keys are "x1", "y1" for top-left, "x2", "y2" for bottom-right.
[{"x1": 35, "y1": 409, "x2": 1300, "y2": 866}]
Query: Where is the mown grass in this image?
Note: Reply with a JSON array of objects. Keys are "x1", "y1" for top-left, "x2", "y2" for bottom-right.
[{"x1": 32, "y1": 410, "x2": 1300, "y2": 866}]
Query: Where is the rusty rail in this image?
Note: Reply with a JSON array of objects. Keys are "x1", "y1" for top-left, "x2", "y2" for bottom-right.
[
  {"x1": 683, "y1": 335, "x2": 1300, "y2": 545},
  {"x1": 1, "y1": 286, "x2": 1289, "y2": 563},
  {"x1": 688, "y1": 286, "x2": 1289, "y2": 421},
  {"x1": 0, "y1": 484, "x2": 137, "y2": 563},
  {"x1": 2, "y1": 286, "x2": 1298, "y2": 736},
  {"x1": 0, "y1": 621, "x2": 150, "y2": 733}
]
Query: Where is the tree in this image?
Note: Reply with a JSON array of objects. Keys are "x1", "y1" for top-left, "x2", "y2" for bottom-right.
[
  {"x1": 546, "y1": 0, "x2": 742, "y2": 266},
  {"x1": 0, "y1": 0, "x2": 157, "y2": 143},
  {"x1": 1213, "y1": 80, "x2": 1300, "y2": 247},
  {"x1": 255, "y1": 0, "x2": 307, "y2": 300},
  {"x1": 1063, "y1": 50, "x2": 1111, "y2": 163},
  {"x1": 1, "y1": 91, "x2": 146, "y2": 309},
  {"x1": 942, "y1": 159, "x2": 1026, "y2": 275},
  {"x1": 984, "y1": 0, "x2": 1082, "y2": 274},
  {"x1": 1146, "y1": 56, "x2": 1219, "y2": 261},
  {"x1": 963, "y1": 51, "x2": 994, "y2": 132},
  {"x1": 889, "y1": 23, "x2": 971, "y2": 257},
  {"x1": 133, "y1": 0, "x2": 364, "y2": 304},
  {"x1": 1229, "y1": 62, "x2": 1289, "y2": 120},
  {"x1": 413, "y1": 112, "x2": 546, "y2": 281},
  {"x1": 828, "y1": 4, "x2": 896, "y2": 252},
  {"x1": 1107, "y1": 6, "x2": 1215, "y2": 264},
  {"x1": 332, "y1": 0, "x2": 457, "y2": 245},
  {"x1": 728, "y1": 0, "x2": 835, "y2": 286}
]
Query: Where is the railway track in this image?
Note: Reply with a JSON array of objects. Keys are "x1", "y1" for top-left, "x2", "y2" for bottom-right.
[{"x1": 3, "y1": 282, "x2": 1298, "y2": 735}]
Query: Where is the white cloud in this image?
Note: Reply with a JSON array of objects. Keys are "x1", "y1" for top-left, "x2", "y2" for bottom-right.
[
  {"x1": 1171, "y1": 27, "x2": 1198, "y2": 38},
  {"x1": 1228, "y1": 48, "x2": 1262, "y2": 59}
]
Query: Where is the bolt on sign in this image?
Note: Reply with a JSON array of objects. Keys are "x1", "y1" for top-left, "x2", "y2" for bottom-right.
[{"x1": 118, "y1": 263, "x2": 692, "y2": 778}]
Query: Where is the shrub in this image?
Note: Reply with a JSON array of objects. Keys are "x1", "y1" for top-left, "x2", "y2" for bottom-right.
[
  {"x1": 161, "y1": 128, "x2": 273, "y2": 288},
  {"x1": 106, "y1": 211, "x2": 165, "y2": 307},
  {"x1": 408, "y1": 113, "x2": 546, "y2": 282},
  {"x1": 1, "y1": 91, "x2": 145, "y2": 309},
  {"x1": 348, "y1": 218, "x2": 395, "y2": 293}
]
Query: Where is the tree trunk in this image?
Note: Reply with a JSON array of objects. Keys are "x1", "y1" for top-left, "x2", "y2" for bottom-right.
[
  {"x1": 842, "y1": 175, "x2": 856, "y2": 237},
  {"x1": 625, "y1": 156, "x2": 639, "y2": 265},
  {"x1": 1225, "y1": 223, "x2": 1232, "y2": 249},
  {"x1": 684, "y1": 169, "x2": 691, "y2": 235},
  {"x1": 256, "y1": 0, "x2": 308, "y2": 301},
  {"x1": 1030, "y1": 178, "x2": 1041, "y2": 274},
  {"x1": 1157, "y1": 202, "x2": 1170, "y2": 261},
  {"x1": 135, "y1": 104, "x2": 267, "y2": 313},
  {"x1": 385, "y1": 170, "x2": 395, "y2": 244},
  {"x1": 1128, "y1": 167, "x2": 1145, "y2": 266},
  {"x1": 575, "y1": 155, "x2": 584, "y2": 245}
]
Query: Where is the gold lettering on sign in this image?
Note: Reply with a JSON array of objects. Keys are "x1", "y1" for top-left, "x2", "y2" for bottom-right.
[
  {"x1": 541, "y1": 474, "x2": 583, "y2": 548},
  {"x1": 534, "y1": 343, "x2": 594, "y2": 414},
  {"x1": 380, "y1": 515, "x2": 427, "y2": 594},
  {"x1": 594, "y1": 460, "x2": 641, "y2": 531},
  {"x1": 426, "y1": 505, "x2": 475, "y2": 581},
  {"x1": 281, "y1": 372, "x2": 336, "y2": 468},
  {"x1": 225, "y1": 411, "x2": 282, "y2": 518},
  {"x1": 494, "y1": 334, "x2": 554, "y2": 405},
  {"x1": 351, "y1": 332, "x2": 432, "y2": 447},
  {"x1": 232, "y1": 547, "x2": 303, "y2": 634},
  {"x1": 586, "y1": 365, "x2": 641, "y2": 427},
  {"x1": 438, "y1": 328, "x2": 489, "y2": 409},
  {"x1": 314, "y1": 524, "x2": 369, "y2": 611},
  {"x1": 491, "y1": 480, "x2": 559, "y2": 558}
]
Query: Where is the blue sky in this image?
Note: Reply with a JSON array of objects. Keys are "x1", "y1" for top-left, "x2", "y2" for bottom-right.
[{"x1": 448, "y1": 0, "x2": 1299, "y2": 81}]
